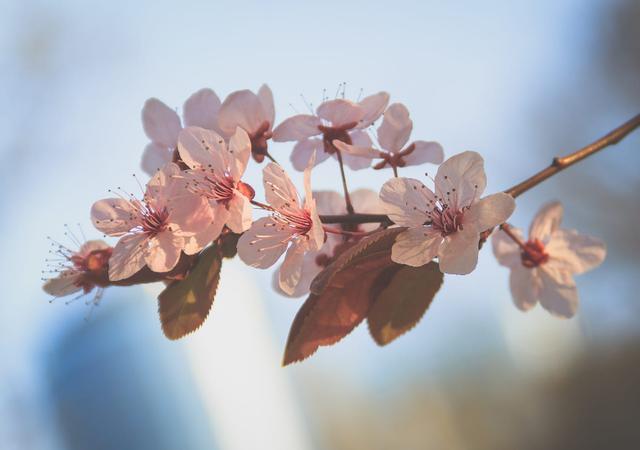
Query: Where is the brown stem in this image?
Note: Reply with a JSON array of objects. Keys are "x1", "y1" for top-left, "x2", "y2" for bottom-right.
[
  {"x1": 500, "y1": 223, "x2": 527, "y2": 251},
  {"x1": 265, "y1": 150, "x2": 279, "y2": 165},
  {"x1": 392, "y1": 165, "x2": 399, "y2": 178},
  {"x1": 505, "y1": 113, "x2": 640, "y2": 198},
  {"x1": 334, "y1": 149, "x2": 355, "y2": 214},
  {"x1": 320, "y1": 213, "x2": 390, "y2": 225}
]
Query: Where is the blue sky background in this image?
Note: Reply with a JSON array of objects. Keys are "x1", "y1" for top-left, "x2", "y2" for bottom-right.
[{"x1": 1, "y1": 0, "x2": 638, "y2": 448}]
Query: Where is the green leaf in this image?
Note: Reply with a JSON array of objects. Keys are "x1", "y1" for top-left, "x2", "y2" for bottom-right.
[
  {"x1": 367, "y1": 262, "x2": 443, "y2": 346},
  {"x1": 158, "y1": 244, "x2": 223, "y2": 340}
]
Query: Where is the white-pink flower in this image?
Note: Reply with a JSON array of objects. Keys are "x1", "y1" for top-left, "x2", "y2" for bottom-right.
[
  {"x1": 492, "y1": 202, "x2": 606, "y2": 318},
  {"x1": 237, "y1": 159, "x2": 325, "y2": 295},
  {"x1": 91, "y1": 163, "x2": 207, "y2": 281},
  {"x1": 334, "y1": 102, "x2": 444, "y2": 170},
  {"x1": 177, "y1": 126, "x2": 254, "y2": 249},
  {"x1": 43, "y1": 238, "x2": 112, "y2": 299},
  {"x1": 217, "y1": 84, "x2": 275, "y2": 163},
  {"x1": 380, "y1": 151, "x2": 515, "y2": 274},
  {"x1": 141, "y1": 88, "x2": 223, "y2": 175},
  {"x1": 272, "y1": 189, "x2": 382, "y2": 297},
  {"x1": 272, "y1": 92, "x2": 390, "y2": 171}
]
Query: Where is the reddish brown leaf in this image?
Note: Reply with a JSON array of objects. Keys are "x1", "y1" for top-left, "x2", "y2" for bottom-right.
[
  {"x1": 283, "y1": 228, "x2": 405, "y2": 365},
  {"x1": 158, "y1": 244, "x2": 223, "y2": 340},
  {"x1": 367, "y1": 262, "x2": 443, "y2": 346}
]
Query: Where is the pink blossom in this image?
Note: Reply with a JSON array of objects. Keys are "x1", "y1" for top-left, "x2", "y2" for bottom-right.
[
  {"x1": 177, "y1": 126, "x2": 254, "y2": 248},
  {"x1": 217, "y1": 84, "x2": 275, "y2": 163},
  {"x1": 380, "y1": 151, "x2": 515, "y2": 274},
  {"x1": 141, "y1": 88, "x2": 223, "y2": 175},
  {"x1": 272, "y1": 189, "x2": 382, "y2": 297},
  {"x1": 333, "y1": 102, "x2": 444, "y2": 170},
  {"x1": 43, "y1": 238, "x2": 112, "y2": 303},
  {"x1": 91, "y1": 163, "x2": 208, "y2": 281},
  {"x1": 272, "y1": 92, "x2": 390, "y2": 171},
  {"x1": 237, "y1": 158, "x2": 324, "y2": 295},
  {"x1": 492, "y1": 202, "x2": 606, "y2": 318}
]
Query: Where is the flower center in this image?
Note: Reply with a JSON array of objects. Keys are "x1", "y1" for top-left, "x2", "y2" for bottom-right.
[
  {"x1": 319, "y1": 121, "x2": 357, "y2": 154},
  {"x1": 521, "y1": 239, "x2": 549, "y2": 268},
  {"x1": 141, "y1": 206, "x2": 169, "y2": 236},
  {"x1": 275, "y1": 208, "x2": 313, "y2": 235},
  {"x1": 249, "y1": 121, "x2": 272, "y2": 163},
  {"x1": 431, "y1": 206, "x2": 465, "y2": 236}
]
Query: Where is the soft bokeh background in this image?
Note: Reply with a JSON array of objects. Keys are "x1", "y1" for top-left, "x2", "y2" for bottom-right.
[{"x1": 1, "y1": 0, "x2": 639, "y2": 449}]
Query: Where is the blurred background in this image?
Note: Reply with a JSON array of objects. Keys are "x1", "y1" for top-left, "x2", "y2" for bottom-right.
[{"x1": 1, "y1": 0, "x2": 639, "y2": 448}]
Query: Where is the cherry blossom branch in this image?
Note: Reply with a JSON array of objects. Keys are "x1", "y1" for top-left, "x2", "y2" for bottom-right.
[
  {"x1": 504, "y1": 113, "x2": 640, "y2": 198},
  {"x1": 319, "y1": 213, "x2": 390, "y2": 224},
  {"x1": 500, "y1": 223, "x2": 527, "y2": 251},
  {"x1": 334, "y1": 150, "x2": 355, "y2": 214}
]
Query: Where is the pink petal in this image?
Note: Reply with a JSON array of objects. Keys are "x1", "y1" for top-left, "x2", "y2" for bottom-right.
[
  {"x1": 91, "y1": 198, "x2": 139, "y2": 236},
  {"x1": 272, "y1": 251, "x2": 322, "y2": 298},
  {"x1": 182, "y1": 205, "x2": 227, "y2": 255},
  {"x1": 146, "y1": 162, "x2": 182, "y2": 208},
  {"x1": 290, "y1": 138, "x2": 327, "y2": 171},
  {"x1": 228, "y1": 127, "x2": 251, "y2": 181},
  {"x1": 545, "y1": 229, "x2": 606, "y2": 275},
  {"x1": 141, "y1": 142, "x2": 173, "y2": 176},
  {"x1": 357, "y1": 91, "x2": 390, "y2": 128},
  {"x1": 218, "y1": 89, "x2": 266, "y2": 136},
  {"x1": 182, "y1": 88, "x2": 222, "y2": 133},
  {"x1": 142, "y1": 98, "x2": 181, "y2": 148},
  {"x1": 491, "y1": 228, "x2": 524, "y2": 268},
  {"x1": 237, "y1": 217, "x2": 292, "y2": 268},
  {"x1": 177, "y1": 126, "x2": 227, "y2": 171},
  {"x1": 145, "y1": 231, "x2": 183, "y2": 273},
  {"x1": 402, "y1": 141, "x2": 445, "y2": 166},
  {"x1": 108, "y1": 233, "x2": 148, "y2": 281},
  {"x1": 43, "y1": 271, "x2": 82, "y2": 297},
  {"x1": 263, "y1": 163, "x2": 300, "y2": 209},
  {"x1": 333, "y1": 139, "x2": 379, "y2": 160},
  {"x1": 465, "y1": 192, "x2": 516, "y2": 232},
  {"x1": 226, "y1": 193, "x2": 253, "y2": 233},
  {"x1": 337, "y1": 150, "x2": 372, "y2": 170},
  {"x1": 303, "y1": 155, "x2": 325, "y2": 250},
  {"x1": 438, "y1": 228, "x2": 480, "y2": 275},
  {"x1": 435, "y1": 151, "x2": 487, "y2": 210},
  {"x1": 257, "y1": 84, "x2": 275, "y2": 128},
  {"x1": 509, "y1": 266, "x2": 540, "y2": 311},
  {"x1": 316, "y1": 99, "x2": 364, "y2": 126},
  {"x1": 272, "y1": 114, "x2": 322, "y2": 142},
  {"x1": 529, "y1": 201, "x2": 563, "y2": 242},
  {"x1": 538, "y1": 265, "x2": 579, "y2": 318},
  {"x1": 377, "y1": 102, "x2": 412, "y2": 152},
  {"x1": 78, "y1": 239, "x2": 111, "y2": 256},
  {"x1": 278, "y1": 241, "x2": 306, "y2": 295},
  {"x1": 379, "y1": 177, "x2": 435, "y2": 227},
  {"x1": 391, "y1": 227, "x2": 441, "y2": 267}
]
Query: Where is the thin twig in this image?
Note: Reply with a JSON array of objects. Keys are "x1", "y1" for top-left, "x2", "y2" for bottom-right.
[
  {"x1": 334, "y1": 149, "x2": 355, "y2": 214},
  {"x1": 320, "y1": 213, "x2": 390, "y2": 224},
  {"x1": 505, "y1": 113, "x2": 640, "y2": 198}
]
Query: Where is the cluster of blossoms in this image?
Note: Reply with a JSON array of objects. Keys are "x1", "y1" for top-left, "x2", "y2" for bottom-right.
[{"x1": 43, "y1": 84, "x2": 607, "y2": 325}]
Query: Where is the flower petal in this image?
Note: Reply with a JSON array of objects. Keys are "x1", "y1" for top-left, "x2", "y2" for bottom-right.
[
  {"x1": 377, "y1": 102, "x2": 412, "y2": 152},
  {"x1": 257, "y1": 84, "x2": 275, "y2": 128},
  {"x1": 316, "y1": 99, "x2": 364, "y2": 126},
  {"x1": 91, "y1": 198, "x2": 139, "y2": 236},
  {"x1": 226, "y1": 192, "x2": 253, "y2": 233},
  {"x1": 465, "y1": 192, "x2": 516, "y2": 232},
  {"x1": 529, "y1": 201, "x2": 563, "y2": 242},
  {"x1": 313, "y1": 191, "x2": 346, "y2": 215},
  {"x1": 228, "y1": 127, "x2": 251, "y2": 181},
  {"x1": 333, "y1": 139, "x2": 379, "y2": 160},
  {"x1": 492, "y1": 227, "x2": 524, "y2": 267},
  {"x1": 141, "y1": 143, "x2": 173, "y2": 176},
  {"x1": 379, "y1": 177, "x2": 435, "y2": 227},
  {"x1": 272, "y1": 250, "x2": 322, "y2": 298},
  {"x1": 237, "y1": 217, "x2": 291, "y2": 268},
  {"x1": 142, "y1": 98, "x2": 181, "y2": 148},
  {"x1": 272, "y1": 114, "x2": 322, "y2": 142},
  {"x1": 182, "y1": 88, "x2": 222, "y2": 133},
  {"x1": 337, "y1": 130, "x2": 373, "y2": 170},
  {"x1": 43, "y1": 271, "x2": 83, "y2": 297},
  {"x1": 182, "y1": 204, "x2": 227, "y2": 255},
  {"x1": 78, "y1": 239, "x2": 111, "y2": 256},
  {"x1": 545, "y1": 229, "x2": 606, "y2": 275},
  {"x1": 278, "y1": 241, "x2": 306, "y2": 295},
  {"x1": 145, "y1": 231, "x2": 183, "y2": 273},
  {"x1": 290, "y1": 138, "x2": 327, "y2": 171},
  {"x1": 263, "y1": 163, "x2": 300, "y2": 209},
  {"x1": 358, "y1": 91, "x2": 390, "y2": 128},
  {"x1": 303, "y1": 154, "x2": 325, "y2": 250},
  {"x1": 435, "y1": 151, "x2": 487, "y2": 209},
  {"x1": 438, "y1": 228, "x2": 480, "y2": 275},
  {"x1": 391, "y1": 227, "x2": 441, "y2": 267},
  {"x1": 538, "y1": 266, "x2": 579, "y2": 318},
  {"x1": 108, "y1": 233, "x2": 148, "y2": 281},
  {"x1": 509, "y1": 266, "x2": 540, "y2": 311},
  {"x1": 177, "y1": 126, "x2": 227, "y2": 171},
  {"x1": 218, "y1": 89, "x2": 265, "y2": 136},
  {"x1": 402, "y1": 141, "x2": 445, "y2": 166},
  {"x1": 351, "y1": 188, "x2": 383, "y2": 232}
]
